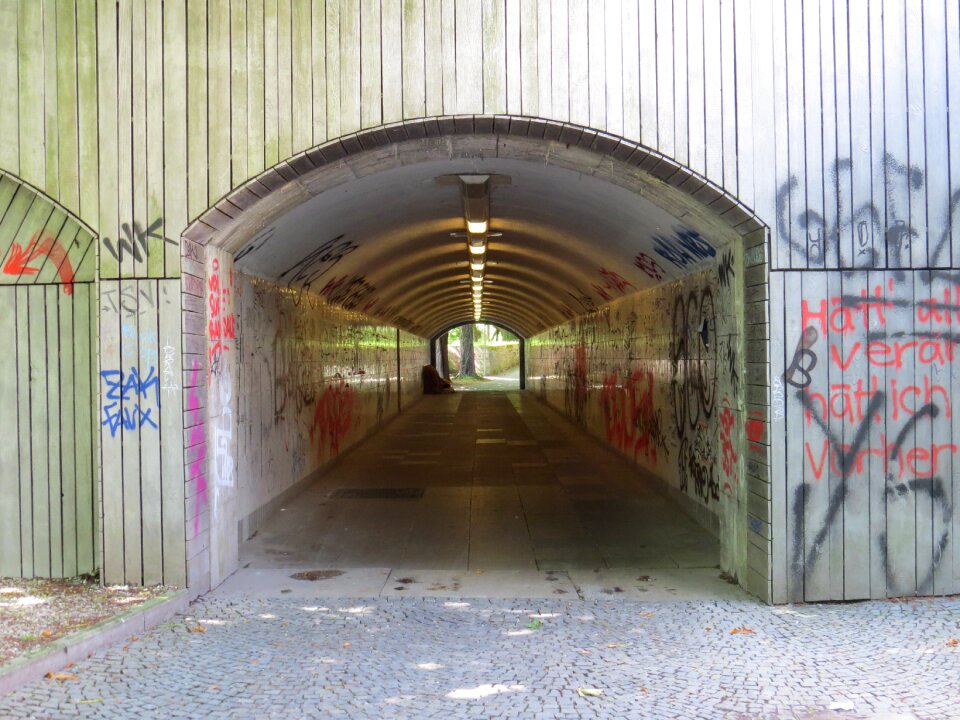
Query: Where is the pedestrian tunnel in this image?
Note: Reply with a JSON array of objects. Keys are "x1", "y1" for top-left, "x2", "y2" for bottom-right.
[{"x1": 182, "y1": 117, "x2": 766, "y2": 597}]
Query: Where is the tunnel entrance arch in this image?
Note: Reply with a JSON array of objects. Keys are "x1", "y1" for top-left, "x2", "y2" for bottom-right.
[
  {"x1": 181, "y1": 115, "x2": 772, "y2": 600},
  {"x1": 430, "y1": 320, "x2": 527, "y2": 390}
]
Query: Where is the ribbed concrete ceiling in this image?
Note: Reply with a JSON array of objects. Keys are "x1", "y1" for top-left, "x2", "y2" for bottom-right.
[{"x1": 210, "y1": 133, "x2": 746, "y2": 338}]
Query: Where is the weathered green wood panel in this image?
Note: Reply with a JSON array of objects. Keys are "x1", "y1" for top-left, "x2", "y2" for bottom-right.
[
  {"x1": 0, "y1": 1, "x2": 20, "y2": 175},
  {"x1": 159, "y1": 279, "x2": 186, "y2": 585},
  {"x1": 231, "y1": 0, "x2": 249, "y2": 186},
  {"x1": 42, "y1": 0, "x2": 60, "y2": 200},
  {"x1": 0, "y1": 287, "x2": 20, "y2": 576},
  {"x1": 97, "y1": 0, "x2": 119, "y2": 279},
  {"x1": 247, "y1": 0, "x2": 267, "y2": 176},
  {"x1": 119, "y1": 278, "x2": 142, "y2": 581},
  {"x1": 186, "y1": 0, "x2": 209, "y2": 222},
  {"x1": 402, "y1": 0, "x2": 425, "y2": 120},
  {"x1": 208, "y1": 0, "x2": 231, "y2": 205},
  {"x1": 359, "y1": 0, "x2": 382, "y2": 128},
  {"x1": 15, "y1": 287, "x2": 33, "y2": 576},
  {"x1": 146, "y1": 0, "x2": 165, "y2": 279},
  {"x1": 264, "y1": 0, "x2": 279, "y2": 166},
  {"x1": 117, "y1": 0, "x2": 135, "y2": 279},
  {"x1": 276, "y1": 0, "x2": 293, "y2": 162},
  {"x1": 28, "y1": 285, "x2": 50, "y2": 577},
  {"x1": 291, "y1": 0, "x2": 311, "y2": 151},
  {"x1": 76, "y1": 0, "x2": 98, "y2": 225},
  {"x1": 163, "y1": 0, "x2": 187, "y2": 280},
  {"x1": 310, "y1": 0, "x2": 326, "y2": 144},
  {"x1": 73, "y1": 282, "x2": 96, "y2": 575},
  {"x1": 46, "y1": 284, "x2": 64, "y2": 577},
  {"x1": 381, "y1": 0, "x2": 402, "y2": 124},
  {"x1": 55, "y1": 0, "x2": 79, "y2": 215},
  {"x1": 339, "y1": 0, "x2": 360, "y2": 135},
  {"x1": 99, "y1": 279, "x2": 124, "y2": 582},
  {"x1": 139, "y1": 280, "x2": 163, "y2": 585}
]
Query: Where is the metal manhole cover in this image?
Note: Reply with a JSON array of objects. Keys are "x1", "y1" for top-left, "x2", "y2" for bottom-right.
[{"x1": 331, "y1": 487, "x2": 425, "y2": 499}]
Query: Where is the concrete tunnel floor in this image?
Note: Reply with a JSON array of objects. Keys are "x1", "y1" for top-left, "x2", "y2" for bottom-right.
[{"x1": 217, "y1": 391, "x2": 747, "y2": 601}]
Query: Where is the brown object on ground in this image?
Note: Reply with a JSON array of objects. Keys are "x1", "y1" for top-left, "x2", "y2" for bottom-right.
[
  {"x1": 0, "y1": 577, "x2": 174, "y2": 666},
  {"x1": 422, "y1": 364, "x2": 453, "y2": 394}
]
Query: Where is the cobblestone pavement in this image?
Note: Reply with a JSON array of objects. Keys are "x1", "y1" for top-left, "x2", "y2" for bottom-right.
[{"x1": 2, "y1": 594, "x2": 958, "y2": 719}]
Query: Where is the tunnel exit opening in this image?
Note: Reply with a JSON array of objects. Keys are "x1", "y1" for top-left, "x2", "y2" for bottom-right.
[{"x1": 181, "y1": 116, "x2": 771, "y2": 600}]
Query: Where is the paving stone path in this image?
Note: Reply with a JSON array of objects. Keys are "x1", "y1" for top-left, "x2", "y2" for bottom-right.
[{"x1": 2, "y1": 594, "x2": 958, "y2": 719}]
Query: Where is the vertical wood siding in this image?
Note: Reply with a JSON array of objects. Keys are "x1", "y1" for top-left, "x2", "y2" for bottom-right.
[{"x1": 0, "y1": 175, "x2": 98, "y2": 578}]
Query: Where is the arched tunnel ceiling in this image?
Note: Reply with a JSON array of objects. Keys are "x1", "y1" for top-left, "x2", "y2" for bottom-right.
[{"x1": 209, "y1": 134, "x2": 750, "y2": 338}]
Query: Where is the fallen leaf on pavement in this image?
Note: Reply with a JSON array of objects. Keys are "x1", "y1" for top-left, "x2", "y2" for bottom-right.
[
  {"x1": 577, "y1": 688, "x2": 604, "y2": 698},
  {"x1": 343, "y1": 642, "x2": 351, "y2": 648},
  {"x1": 606, "y1": 644, "x2": 626, "y2": 648},
  {"x1": 189, "y1": 624, "x2": 207, "y2": 633},
  {"x1": 946, "y1": 638, "x2": 959, "y2": 647},
  {"x1": 526, "y1": 619, "x2": 544, "y2": 630},
  {"x1": 46, "y1": 672, "x2": 78, "y2": 681},
  {"x1": 730, "y1": 626, "x2": 755, "y2": 635},
  {"x1": 639, "y1": 612, "x2": 654, "y2": 618},
  {"x1": 40, "y1": 629, "x2": 53, "y2": 638}
]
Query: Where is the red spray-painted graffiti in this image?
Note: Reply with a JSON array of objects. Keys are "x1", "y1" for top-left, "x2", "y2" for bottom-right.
[
  {"x1": 719, "y1": 395, "x2": 737, "y2": 495},
  {"x1": 592, "y1": 267, "x2": 635, "y2": 301},
  {"x1": 208, "y1": 258, "x2": 236, "y2": 374},
  {"x1": 599, "y1": 370, "x2": 668, "y2": 465},
  {"x1": 187, "y1": 361, "x2": 207, "y2": 538},
  {"x1": 3, "y1": 231, "x2": 75, "y2": 294},
  {"x1": 310, "y1": 377, "x2": 356, "y2": 455}
]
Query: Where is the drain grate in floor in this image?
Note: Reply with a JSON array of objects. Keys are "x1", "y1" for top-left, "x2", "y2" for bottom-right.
[{"x1": 331, "y1": 487, "x2": 425, "y2": 499}]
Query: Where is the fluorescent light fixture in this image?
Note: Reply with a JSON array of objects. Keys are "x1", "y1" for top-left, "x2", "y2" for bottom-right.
[
  {"x1": 468, "y1": 238, "x2": 487, "y2": 255},
  {"x1": 470, "y1": 259, "x2": 485, "y2": 271},
  {"x1": 466, "y1": 219, "x2": 488, "y2": 234}
]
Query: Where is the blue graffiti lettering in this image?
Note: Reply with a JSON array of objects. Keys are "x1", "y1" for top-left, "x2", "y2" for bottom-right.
[
  {"x1": 100, "y1": 366, "x2": 161, "y2": 438},
  {"x1": 652, "y1": 228, "x2": 716, "y2": 269}
]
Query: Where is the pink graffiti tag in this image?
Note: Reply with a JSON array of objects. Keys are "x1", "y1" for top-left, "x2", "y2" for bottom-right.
[{"x1": 187, "y1": 361, "x2": 207, "y2": 538}]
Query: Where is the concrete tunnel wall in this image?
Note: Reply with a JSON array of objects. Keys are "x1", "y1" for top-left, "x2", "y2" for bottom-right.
[
  {"x1": 0, "y1": 0, "x2": 958, "y2": 604},
  {"x1": 528, "y1": 235, "x2": 751, "y2": 589},
  {"x1": 193, "y1": 247, "x2": 428, "y2": 588}
]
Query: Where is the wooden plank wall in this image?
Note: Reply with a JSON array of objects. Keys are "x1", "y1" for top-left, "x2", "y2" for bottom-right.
[
  {"x1": 0, "y1": 174, "x2": 98, "y2": 579},
  {"x1": 0, "y1": 1, "x2": 956, "y2": 602}
]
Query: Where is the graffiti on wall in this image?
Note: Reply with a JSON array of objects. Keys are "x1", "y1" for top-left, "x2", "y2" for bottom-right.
[
  {"x1": 213, "y1": 377, "x2": 234, "y2": 488},
  {"x1": 310, "y1": 377, "x2": 356, "y2": 455},
  {"x1": 599, "y1": 369, "x2": 668, "y2": 465},
  {"x1": 101, "y1": 218, "x2": 177, "y2": 264},
  {"x1": 776, "y1": 155, "x2": 960, "y2": 268},
  {"x1": 208, "y1": 258, "x2": 236, "y2": 375},
  {"x1": 670, "y1": 287, "x2": 718, "y2": 434},
  {"x1": 100, "y1": 366, "x2": 161, "y2": 437},
  {"x1": 787, "y1": 271, "x2": 959, "y2": 592},
  {"x1": 653, "y1": 228, "x2": 716, "y2": 270},
  {"x1": 101, "y1": 283, "x2": 156, "y2": 316},
  {"x1": 3, "y1": 231, "x2": 75, "y2": 294},
  {"x1": 278, "y1": 234, "x2": 358, "y2": 290}
]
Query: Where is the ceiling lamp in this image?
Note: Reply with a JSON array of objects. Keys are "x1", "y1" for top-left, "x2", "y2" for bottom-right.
[
  {"x1": 468, "y1": 236, "x2": 487, "y2": 254},
  {"x1": 470, "y1": 257, "x2": 485, "y2": 272}
]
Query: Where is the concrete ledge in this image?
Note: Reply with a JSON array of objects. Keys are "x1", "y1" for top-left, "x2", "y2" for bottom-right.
[{"x1": 0, "y1": 589, "x2": 190, "y2": 697}]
